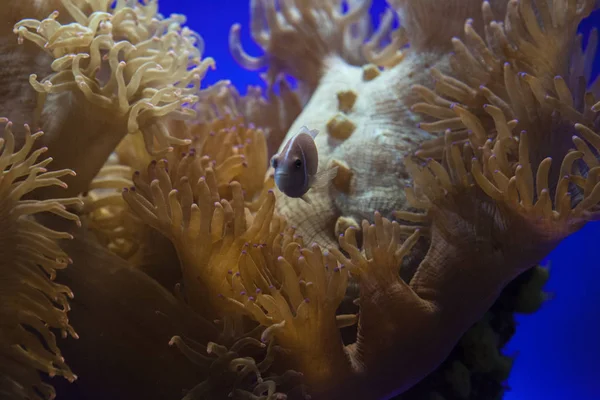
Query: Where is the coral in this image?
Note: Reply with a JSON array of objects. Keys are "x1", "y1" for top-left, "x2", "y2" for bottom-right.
[
  {"x1": 227, "y1": 0, "x2": 600, "y2": 398},
  {"x1": 170, "y1": 330, "x2": 308, "y2": 399},
  {"x1": 0, "y1": 0, "x2": 599, "y2": 400},
  {"x1": 80, "y1": 84, "x2": 273, "y2": 264},
  {"x1": 12, "y1": 0, "x2": 215, "y2": 196},
  {"x1": 227, "y1": 241, "x2": 354, "y2": 393},
  {"x1": 0, "y1": 119, "x2": 81, "y2": 399},
  {"x1": 397, "y1": 265, "x2": 550, "y2": 400},
  {"x1": 194, "y1": 80, "x2": 303, "y2": 159},
  {"x1": 235, "y1": 0, "x2": 451, "y2": 248},
  {"x1": 230, "y1": 0, "x2": 373, "y2": 92},
  {"x1": 123, "y1": 156, "x2": 280, "y2": 317},
  {"x1": 47, "y1": 223, "x2": 223, "y2": 400},
  {"x1": 78, "y1": 154, "x2": 140, "y2": 259},
  {"x1": 0, "y1": 1, "x2": 62, "y2": 131},
  {"x1": 115, "y1": 96, "x2": 276, "y2": 309}
]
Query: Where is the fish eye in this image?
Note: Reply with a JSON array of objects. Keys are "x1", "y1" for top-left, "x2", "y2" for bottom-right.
[
  {"x1": 294, "y1": 159, "x2": 302, "y2": 169},
  {"x1": 271, "y1": 158, "x2": 278, "y2": 169}
]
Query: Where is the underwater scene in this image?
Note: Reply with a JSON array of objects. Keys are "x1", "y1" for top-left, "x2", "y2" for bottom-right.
[{"x1": 1, "y1": 0, "x2": 599, "y2": 399}]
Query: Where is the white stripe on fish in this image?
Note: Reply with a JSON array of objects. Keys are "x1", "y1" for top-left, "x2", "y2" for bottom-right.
[{"x1": 271, "y1": 126, "x2": 338, "y2": 203}]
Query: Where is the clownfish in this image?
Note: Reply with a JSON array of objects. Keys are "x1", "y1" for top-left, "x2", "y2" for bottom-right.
[{"x1": 271, "y1": 126, "x2": 338, "y2": 203}]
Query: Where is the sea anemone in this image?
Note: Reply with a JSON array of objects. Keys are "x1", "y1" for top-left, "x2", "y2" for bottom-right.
[
  {"x1": 169, "y1": 332, "x2": 307, "y2": 399},
  {"x1": 0, "y1": 119, "x2": 81, "y2": 400},
  {"x1": 2, "y1": 0, "x2": 599, "y2": 399},
  {"x1": 13, "y1": 0, "x2": 215, "y2": 196}
]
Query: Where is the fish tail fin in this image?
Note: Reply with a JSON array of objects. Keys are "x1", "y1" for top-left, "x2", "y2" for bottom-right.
[
  {"x1": 310, "y1": 165, "x2": 339, "y2": 189},
  {"x1": 301, "y1": 194, "x2": 312, "y2": 204}
]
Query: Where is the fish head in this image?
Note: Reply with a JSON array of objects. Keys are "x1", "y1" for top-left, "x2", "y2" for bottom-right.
[
  {"x1": 272, "y1": 152, "x2": 310, "y2": 198},
  {"x1": 271, "y1": 128, "x2": 320, "y2": 198}
]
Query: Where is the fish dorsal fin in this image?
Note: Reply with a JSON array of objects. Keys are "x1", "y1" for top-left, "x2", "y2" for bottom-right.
[
  {"x1": 299, "y1": 125, "x2": 319, "y2": 139},
  {"x1": 310, "y1": 165, "x2": 339, "y2": 189}
]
